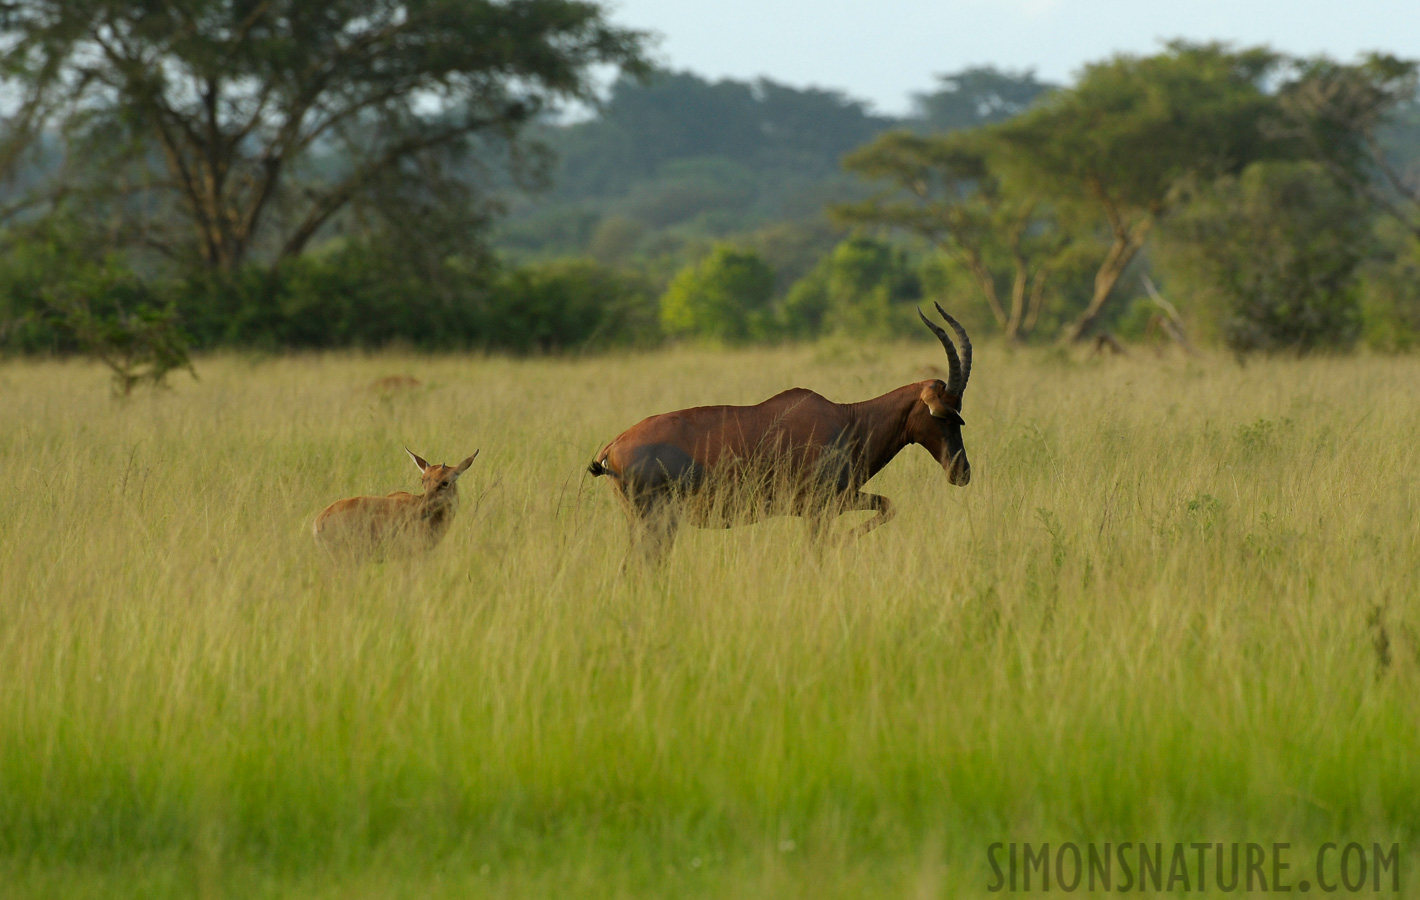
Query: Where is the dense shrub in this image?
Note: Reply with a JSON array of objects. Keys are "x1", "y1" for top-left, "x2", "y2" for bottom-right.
[
  {"x1": 1358, "y1": 221, "x2": 1420, "y2": 352},
  {"x1": 483, "y1": 259, "x2": 660, "y2": 352},
  {"x1": 1, "y1": 227, "x2": 664, "y2": 355},
  {"x1": 172, "y1": 250, "x2": 663, "y2": 353},
  {"x1": 0, "y1": 222, "x2": 195, "y2": 392},
  {"x1": 0, "y1": 221, "x2": 107, "y2": 354},
  {"x1": 660, "y1": 245, "x2": 776, "y2": 343},
  {"x1": 1156, "y1": 162, "x2": 1367, "y2": 355},
  {"x1": 170, "y1": 244, "x2": 488, "y2": 351},
  {"x1": 780, "y1": 236, "x2": 923, "y2": 339}
]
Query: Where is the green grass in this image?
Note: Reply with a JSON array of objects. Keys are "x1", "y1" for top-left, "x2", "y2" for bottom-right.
[{"x1": 1, "y1": 344, "x2": 1417, "y2": 897}]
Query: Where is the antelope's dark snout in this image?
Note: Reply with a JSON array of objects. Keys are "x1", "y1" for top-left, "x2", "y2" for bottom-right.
[{"x1": 946, "y1": 451, "x2": 971, "y2": 486}]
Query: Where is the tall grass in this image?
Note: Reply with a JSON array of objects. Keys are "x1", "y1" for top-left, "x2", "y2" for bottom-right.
[{"x1": 1, "y1": 345, "x2": 1417, "y2": 897}]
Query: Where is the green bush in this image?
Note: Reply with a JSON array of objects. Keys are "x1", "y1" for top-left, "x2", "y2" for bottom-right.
[
  {"x1": 0, "y1": 222, "x2": 194, "y2": 392},
  {"x1": 660, "y1": 245, "x2": 776, "y2": 343},
  {"x1": 171, "y1": 245, "x2": 487, "y2": 351},
  {"x1": 2, "y1": 226, "x2": 667, "y2": 354},
  {"x1": 484, "y1": 259, "x2": 661, "y2": 352},
  {"x1": 0, "y1": 220, "x2": 102, "y2": 354},
  {"x1": 1155, "y1": 162, "x2": 1367, "y2": 355},
  {"x1": 58, "y1": 299, "x2": 195, "y2": 396},
  {"x1": 1358, "y1": 221, "x2": 1420, "y2": 353},
  {"x1": 779, "y1": 236, "x2": 923, "y2": 339}
]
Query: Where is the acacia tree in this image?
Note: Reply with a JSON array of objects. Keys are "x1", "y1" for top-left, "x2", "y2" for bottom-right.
[
  {"x1": 990, "y1": 42, "x2": 1288, "y2": 342},
  {"x1": 835, "y1": 130, "x2": 1064, "y2": 343},
  {"x1": 0, "y1": 0, "x2": 646, "y2": 271}
]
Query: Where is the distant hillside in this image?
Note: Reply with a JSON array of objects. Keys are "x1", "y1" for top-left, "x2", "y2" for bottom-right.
[{"x1": 492, "y1": 67, "x2": 1055, "y2": 276}]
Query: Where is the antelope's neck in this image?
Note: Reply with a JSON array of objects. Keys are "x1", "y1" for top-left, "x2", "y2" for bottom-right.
[
  {"x1": 419, "y1": 494, "x2": 457, "y2": 532},
  {"x1": 847, "y1": 384, "x2": 919, "y2": 479}
]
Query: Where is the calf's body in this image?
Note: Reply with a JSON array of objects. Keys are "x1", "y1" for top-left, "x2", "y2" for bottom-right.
[{"x1": 313, "y1": 449, "x2": 477, "y2": 556}]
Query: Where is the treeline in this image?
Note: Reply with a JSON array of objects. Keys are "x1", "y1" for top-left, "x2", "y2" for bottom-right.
[
  {"x1": 495, "y1": 66, "x2": 1052, "y2": 266},
  {"x1": 1, "y1": 0, "x2": 1419, "y2": 377},
  {"x1": 503, "y1": 45, "x2": 1420, "y2": 357}
]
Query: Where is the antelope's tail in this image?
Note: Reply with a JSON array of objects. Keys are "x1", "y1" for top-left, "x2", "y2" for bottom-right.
[{"x1": 587, "y1": 445, "x2": 613, "y2": 477}]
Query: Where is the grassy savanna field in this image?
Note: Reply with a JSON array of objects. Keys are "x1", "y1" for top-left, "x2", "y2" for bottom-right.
[{"x1": 1, "y1": 342, "x2": 1418, "y2": 898}]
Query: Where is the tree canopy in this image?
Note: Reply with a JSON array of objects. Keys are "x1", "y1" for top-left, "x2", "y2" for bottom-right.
[
  {"x1": 989, "y1": 42, "x2": 1292, "y2": 341},
  {"x1": 0, "y1": 0, "x2": 647, "y2": 271},
  {"x1": 5, "y1": 20, "x2": 1420, "y2": 359},
  {"x1": 836, "y1": 129, "x2": 1065, "y2": 342}
]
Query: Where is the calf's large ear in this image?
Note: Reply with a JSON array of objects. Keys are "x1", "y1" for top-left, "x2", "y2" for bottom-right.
[
  {"x1": 453, "y1": 449, "x2": 479, "y2": 478},
  {"x1": 919, "y1": 382, "x2": 965, "y2": 426},
  {"x1": 405, "y1": 447, "x2": 430, "y2": 473}
]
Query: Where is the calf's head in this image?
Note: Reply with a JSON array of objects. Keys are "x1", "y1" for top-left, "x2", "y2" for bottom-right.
[{"x1": 406, "y1": 448, "x2": 479, "y2": 504}]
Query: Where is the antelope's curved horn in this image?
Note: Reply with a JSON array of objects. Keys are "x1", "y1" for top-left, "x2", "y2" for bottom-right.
[
  {"x1": 933, "y1": 302, "x2": 972, "y2": 393},
  {"x1": 918, "y1": 306, "x2": 963, "y2": 396}
]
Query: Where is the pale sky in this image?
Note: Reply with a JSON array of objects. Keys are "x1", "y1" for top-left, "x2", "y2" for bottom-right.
[{"x1": 607, "y1": 0, "x2": 1420, "y2": 115}]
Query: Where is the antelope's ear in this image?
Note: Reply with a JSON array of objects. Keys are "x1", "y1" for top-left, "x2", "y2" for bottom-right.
[
  {"x1": 405, "y1": 447, "x2": 430, "y2": 473},
  {"x1": 453, "y1": 450, "x2": 479, "y2": 477},
  {"x1": 919, "y1": 382, "x2": 965, "y2": 426}
]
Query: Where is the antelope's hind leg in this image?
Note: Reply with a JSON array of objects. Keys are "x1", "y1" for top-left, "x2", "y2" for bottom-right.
[
  {"x1": 613, "y1": 482, "x2": 680, "y2": 570},
  {"x1": 638, "y1": 492, "x2": 683, "y2": 567}
]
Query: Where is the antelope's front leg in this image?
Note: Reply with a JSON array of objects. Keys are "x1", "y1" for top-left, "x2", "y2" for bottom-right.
[{"x1": 842, "y1": 492, "x2": 895, "y2": 541}]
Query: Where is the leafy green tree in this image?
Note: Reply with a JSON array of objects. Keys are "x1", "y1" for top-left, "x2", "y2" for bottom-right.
[
  {"x1": 660, "y1": 246, "x2": 775, "y2": 343},
  {"x1": 836, "y1": 130, "x2": 1066, "y2": 342},
  {"x1": 1156, "y1": 162, "x2": 1367, "y2": 355},
  {"x1": 990, "y1": 42, "x2": 1289, "y2": 342},
  {"x1": 622, "y1": 158, "x2": 758, "y2": 228},
  {"x1": 1, "y1": 0, "x2": 647, "y2": 272},
  {"x1": 781, "y1": 236, "x2": 922, "y2": 339}
]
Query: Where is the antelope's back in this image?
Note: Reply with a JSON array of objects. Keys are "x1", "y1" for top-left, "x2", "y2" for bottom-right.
[{"x1": 601, "y1": 388, "x2": 852, "y2": 492}]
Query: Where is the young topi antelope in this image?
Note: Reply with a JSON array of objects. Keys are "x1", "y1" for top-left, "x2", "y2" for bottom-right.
[{"x1": 312, "y1": 448, "x2": 478, "y2": 555}]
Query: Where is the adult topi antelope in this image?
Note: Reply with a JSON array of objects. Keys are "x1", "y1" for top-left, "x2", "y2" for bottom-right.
[
  {"x1": 313, "y1": 448, "x2": 478, "y2": 555},
  {"x1": 588, "y1": 303, "x2": 973, "y2": 562}
]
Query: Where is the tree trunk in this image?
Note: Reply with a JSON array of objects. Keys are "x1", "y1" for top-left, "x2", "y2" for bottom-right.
[
  {"x1": 1004, "y1": 256, "x2": 1027, "y2": 343},
  {"x1": 1061, "y1": 217, "x2": 1154, "y2": 344},
  {"x1": 960, "y1": 250, "x2": 1007, "y2": 329},
  {"x1": 1001, "y1": 202, "x2": 1036, "y2": 343},
  {"x1": 1023, "y1": 267, "x2": 1049, "y2": 334},
  {"x1": 940, "y1": 243, "x2": 1006, "y2": 330}
]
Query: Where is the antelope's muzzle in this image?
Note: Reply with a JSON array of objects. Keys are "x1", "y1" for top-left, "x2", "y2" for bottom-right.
[{"x1": 947, "y1": 452, "x2": 971, "y2": 486}]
